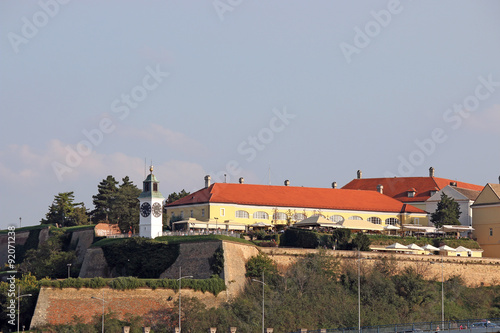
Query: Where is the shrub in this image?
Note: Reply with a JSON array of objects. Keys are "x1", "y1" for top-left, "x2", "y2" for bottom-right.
[{"x1": 280, "y1": 228, "x2": 319, "y2": 248}]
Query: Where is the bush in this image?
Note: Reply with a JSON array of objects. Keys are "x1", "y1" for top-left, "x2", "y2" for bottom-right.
[
  {"x1": 245, "y1": 253, "x2": 278, "y2": 278},
  {"x1": 280, "y1": 228, "x2": 319, "y2": 248}
]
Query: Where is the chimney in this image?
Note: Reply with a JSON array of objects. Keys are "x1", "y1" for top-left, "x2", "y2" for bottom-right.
[
  {"x1": 429, "y1": 167, "x2": 435, "y2": 177},
  {"x1": 204, "y1": 175, "x2": 211, "y2": 188},
  {"x1": 239, "y1": 177, "x2": 244, "y2": 184},
  {"x1": 498, "y1": 175, "x2": 500, "y2": 184},
  {"x1": 357, "y1": 170, "x2": 362, "y2": 179},
  {"x1": 377, "y1": 184, "x2": 383, "y2": 194},
  {"x1": 332, "y1": 181, "x2": 337, "y2": 189},
  {"x1": 284, "y1": 179, "x2": 290, "y2": 186},
  {"x1": 450, "y1": 181, "x2": 457, "y2": 186}
]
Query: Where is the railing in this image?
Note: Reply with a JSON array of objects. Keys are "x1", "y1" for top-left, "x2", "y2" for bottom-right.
[
  {"x1": 162, "y1": 230, "x2": 242, "y2": 238},
  {"x1": 289, "y1": 319, "x2": 500, "y2": 333}
]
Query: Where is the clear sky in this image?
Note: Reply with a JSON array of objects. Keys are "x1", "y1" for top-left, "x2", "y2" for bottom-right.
[{"x1": 1, "y1": 1, "x2": 500, "y2": 230}]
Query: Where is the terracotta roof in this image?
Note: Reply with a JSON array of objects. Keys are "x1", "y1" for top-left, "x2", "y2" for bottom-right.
[
  {"x1": 166, "y1": 183, "x2": 426, "y2": 214},
  {"x1": 342, "y1": 177, "x2": 483, "y2": 203}
]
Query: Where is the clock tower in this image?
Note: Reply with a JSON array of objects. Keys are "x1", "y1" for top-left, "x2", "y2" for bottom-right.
[{"x1": 138, "y1": 166, "x2": 165, "y2": 238}]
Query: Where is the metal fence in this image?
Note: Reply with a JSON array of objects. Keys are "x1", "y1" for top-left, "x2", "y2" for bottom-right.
[
  {"x1": 290, "y1": 319, "x2": 500, "y2": 333},
  {"x1": 162, "y1": 230, "x2": 242, "y2": 238}
]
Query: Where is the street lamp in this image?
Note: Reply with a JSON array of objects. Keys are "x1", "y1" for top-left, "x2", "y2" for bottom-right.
[
  {"x1": 356, "y1": 254, "x2": 370, "y2": 333},
  {"x1": 177, "y1": 267, "x2": 193, "y2": 333},
  {"x1": 91, "y1": 290, "x2": 105, "y2": 333},
  {"x1": 67, "y1": 263, "x2": 72, "y2": 279},
  {"x1": 431, "y1": 257, "x2": 444, "y2": 327},
  {"x1": 214, "y1": 217, "x2": 218, "y2": 234},
  {"x1": 252, "y1": 272, "x2": 266, "y2": 333},
  {"x1": 17, "y1": 286, "x2": 32, "y2": 333}
]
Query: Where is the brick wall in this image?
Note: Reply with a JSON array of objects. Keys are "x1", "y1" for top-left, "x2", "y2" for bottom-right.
[{"x1": 30, "y1": 286, "x2": 226, "y2": 328}]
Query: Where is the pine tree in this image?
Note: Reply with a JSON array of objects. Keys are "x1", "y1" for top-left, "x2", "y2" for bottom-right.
[
  {"x1": 40, "y1": 192, "x2": 89, "y2": 226},
  {"x1": 91, "y1": 175, "x2": 118, "y2": 223},
  {"x1": 116, "y1": 176, "x2": 142, "y2": 233},
  {"x1": 430, "y1": 192, "x2": 461, "y2": 228}
]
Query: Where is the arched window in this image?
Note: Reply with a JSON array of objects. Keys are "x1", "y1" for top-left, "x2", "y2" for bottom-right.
[
  {"x1": 253, "y1": 211, "x2": 269, "y2": 219},
  {"x1": 329, "y1": 215, "x2": 344, "y2": 223},
  {"x1": 368, "y1": 217, "x2": 381, "y2": 224},
  {"x1": 235, "y1": 210, "x2": 249, "y2": 219},
  {"x1": 385, "y1": 218, "x2": 399, "y2": 226},
  {"x1": 348, "y1": 216, "x2": 363, "y2": 220},
  {"x1": 293, "y1": 213, "x2": 306, "y2": 221},
  {"x1": 273, "y1": 212, "x2": 287, "y2": 220}
]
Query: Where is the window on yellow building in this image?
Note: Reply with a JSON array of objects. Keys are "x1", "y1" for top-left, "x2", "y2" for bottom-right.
[
  {"x1": 201, "y1": 209, "x2": 205, "y2": 217},
  {"x1": 293, "y1": 213, "x2": 306, "y2": 221},
  {"x1": 253, "y1": 211, "x2": 269, "y2": 219},
  {"x1": 273, "y1": 212, "x2": 287, "y2": 220},
  {"x1": 385, "y1": 217, "x2": 399, "y2": 226},
  {"x1": 329, "y1": 215, "x2": 344, "y2": 223},
  {"x1": 236, "y1": 210, "x2": 249, "y2": 218},
  {"x1": 368, "y1": 217, "x2": 381, "y2": 224},
  {"x1": 190, "y1": 210, "x2": 193, "y2": 218},
  {"x1": 180, "y1": 211, "x2": 184, "y2": 218},
  {"x1": 490, "y1": 228, "x2": 493, "y2": 236},
  {"x1": 220, "y1": 208, "x2": 225, "y2": 216},
  {"x1": 349, "y1": 216, "x2": 363, "y2": 220}
]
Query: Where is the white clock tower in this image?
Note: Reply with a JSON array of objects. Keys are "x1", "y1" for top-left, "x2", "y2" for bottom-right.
[{"x1": 138, "y1": 166, "x2": 165, "y2": 238}]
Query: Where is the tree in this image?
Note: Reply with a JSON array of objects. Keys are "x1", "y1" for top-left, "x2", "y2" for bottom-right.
[
  {"x1": 352, "y1": 232, "x2": 371, "y2": 251},
  {"x1": 91, "y1": 176, "x2": 141, "y2": 232},
  {"x1": 166, "y1": 189, "x2": 190, "y2": 204},
  {"x1": 91, "y1": 175, "x2": 119, "y2": 222},
  {"x1": 40, "y1": 192, "x2": 89, "y2": 226},
  {"x1": 115, "y1": 176, "x2": 142, "y2": 233},
  {"x1": 431, "y1": 193, "x2": 461, "y2": 228}
]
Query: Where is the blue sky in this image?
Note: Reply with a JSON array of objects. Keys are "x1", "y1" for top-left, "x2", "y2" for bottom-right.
[{"x1": 1, "y1": 0, "x2": 500, "y2": 230}]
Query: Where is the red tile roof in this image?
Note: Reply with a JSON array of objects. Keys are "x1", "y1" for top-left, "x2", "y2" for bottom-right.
[
  {"x1": 342, "y1": 177, "x2": 483, "y2": 203},
  {"x1": 166, "y1": 183, "x2": 426, "y2": 214}
]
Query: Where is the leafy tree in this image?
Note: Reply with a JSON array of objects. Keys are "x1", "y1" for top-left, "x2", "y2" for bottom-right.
[
  {"x1": 91, "y1": 175, "x2": 118, "y2": 222},
  {"x1": 166, "y1": 189, "x2": 190, "y2": 204},
  {"x1": 40, "y1": 192, "x2": 89, "y2": 226},
  {"x1": 245, "y1": 253, "x2": 278, "y2": 279},
  {"x1": 18, "y1": 228, "x2": 76, "y2": 279},
  {"x1": 332, "y1": 228, "x2": 352, "y2": 249},
  {"x1": 431, "y1": 193, "x2": 461, "y2": 228},
  {"x1": 352, "y1": 232, "x2": 371, "y2": 251}
]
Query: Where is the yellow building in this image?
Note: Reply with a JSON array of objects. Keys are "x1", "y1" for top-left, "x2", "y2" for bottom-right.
[
  {"x1": 165, "y1": 176, "x2": 427, "y2": 231},
  {"x1": 471, "y1": 183, "x2": 500, "y2": 258}
]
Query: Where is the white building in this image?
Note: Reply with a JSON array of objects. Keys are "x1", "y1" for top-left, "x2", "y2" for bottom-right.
[
  {"x1": 425, "y1": 184, "x2": 480, "y2": 227},
  {"x1": 138, "y1": 166, "x2": 165, "y2": 238}
]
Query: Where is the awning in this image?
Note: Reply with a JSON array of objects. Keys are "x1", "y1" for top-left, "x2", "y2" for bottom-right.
[
  {"x1": 336, "y1": 219, "x2": 385, "y2": 231},
  {"x1": 292, "y1": 215, "x2": 341, "y2": 228},
  {"x1": 249, "y1": 222, "x2": 272, "y2": 228},
  {"x1": 441, "y1": 225, "x2": 474, "y2": 232},
  {"x1": 439, "y1": 245, "x2": 456, "y2": 251},
  {"x1": 386, "y1": 242, "x2": 408, "y2": 249},
  {"x1": 402, "y1": 224, "x2": 438, "y2": 233},
  {"x1": 384, "y1": 225, "x2": 400, "y2": 230},
  {"x1": 422, "y1": 244, "x2": 440, "y2": 251},
  {"x1": 406, "y1": 243, "x2": 424, "y2": 251}
]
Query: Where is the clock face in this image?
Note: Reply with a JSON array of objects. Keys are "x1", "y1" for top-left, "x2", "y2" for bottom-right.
[
  {"x1": 140, "y1": 202, "x2": 151, "y2": 217},
  {"x1": 152, "y1": 202, "x2": 162, "y2": 218}
]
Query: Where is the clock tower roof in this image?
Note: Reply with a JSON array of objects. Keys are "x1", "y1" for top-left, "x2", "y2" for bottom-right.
[{"x1": 138, "y1": 166, "x2": 164, "y2": 199}]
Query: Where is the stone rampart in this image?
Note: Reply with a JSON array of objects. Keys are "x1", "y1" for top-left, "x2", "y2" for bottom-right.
[{"x1": 261, "y1": 247, "x2": 500, "y2": 287}]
